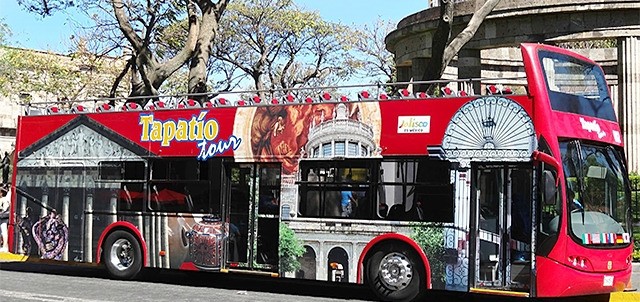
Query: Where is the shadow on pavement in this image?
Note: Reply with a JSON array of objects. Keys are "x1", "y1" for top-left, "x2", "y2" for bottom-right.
[{"x1": 0, "y1": 261, "x2": 614, "y2": 302}]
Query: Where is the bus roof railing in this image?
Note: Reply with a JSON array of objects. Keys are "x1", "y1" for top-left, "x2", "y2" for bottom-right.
[{"x1": 21, "y1": 77, "x2": 528, "y2": 116}]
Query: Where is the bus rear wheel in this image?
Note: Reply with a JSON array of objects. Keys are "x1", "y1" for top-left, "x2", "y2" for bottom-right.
[
  {"x1": 367, "y1": 246, "x2": 424, "y2": 302},
  {"x1": 103, "y1": 230, "x2": 142, "y2": 280}
]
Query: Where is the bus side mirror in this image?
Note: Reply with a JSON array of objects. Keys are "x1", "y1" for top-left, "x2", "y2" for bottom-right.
[{"x1": 543, "y1": 170, "x2": 557, "y2": 205}]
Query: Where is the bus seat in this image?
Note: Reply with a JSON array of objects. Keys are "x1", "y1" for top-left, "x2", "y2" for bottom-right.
[
  {"x1": 121, "y1": 102, "x2": 142, "y2": 111},
  {"x1": 441, "y1": 86, "x2": 454, "y2": 96},
  {"x1": 415, "y1": 91, "x2": 428, "y2": 99},
  {"x1": 398, "y1": 89, "x2": 412, "y2": 98},
  {"x1": 387, "y1": 204, "x2": 404, "y2": 220},
  {"x1": 319, "y1": 92, "x2": 332, "y2": 102},
  {"x1": 95, "y1": 103, "x2": 115, "y2": 112},
  {"x1": 70, "y1": 104, "x2": 88, "y2": 114},
  {"x1": 281, "y1": 94, "x2": 296, "y2": 103},
  {"x1": 144, "y1": 100, "x2": 166, "y2": 110},
  {"x1": 178, "y1": 99, "x2": 202, "y2": 109},
  {"x1": 235, "y1": 99, "x2": 250, "y2": 106},
  {"x1": 47, "y1": 106, "x2": 64, "y2": 114},
  {"x1": 214, "y1": 98, "x2": 230, "y2": 106},
  {"x1": 487, "y1": 85, "x2": 500, "y2": 95},
  {"x1": 358, "y1": 90, "x2": 372, "y2": 101}
]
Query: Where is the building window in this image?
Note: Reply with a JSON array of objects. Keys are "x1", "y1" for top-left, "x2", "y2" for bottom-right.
[
  {"x1": 335, "y1": 142, "x2": 345, "y2": 156},
  {"x1": 322, "y1": 143, "x2": 332, "y2": 157}
]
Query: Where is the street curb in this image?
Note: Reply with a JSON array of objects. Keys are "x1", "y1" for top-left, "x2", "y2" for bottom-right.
[
  {"x1": 610, "y1": 292, "x2": 640, "y2": 301},
  {"x1": 0, "y1": 251, "x2": 28, "y2": 262}
]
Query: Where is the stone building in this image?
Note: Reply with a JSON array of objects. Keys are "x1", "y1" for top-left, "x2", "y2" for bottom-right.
[
  {"x1": 0, "y1": 46, "x2": 127, "y2": 158},
  {"x1": 385, "y1": 0, "x2": 640, "y2": 172}
]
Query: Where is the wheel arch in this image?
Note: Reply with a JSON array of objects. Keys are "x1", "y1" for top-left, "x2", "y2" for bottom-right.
[
  {"x1": 96, "y1": 221, "x2": 148, "y2": 266},
  {"x1": 357, "y1": 233, "x2": 431, "y2": 289}
]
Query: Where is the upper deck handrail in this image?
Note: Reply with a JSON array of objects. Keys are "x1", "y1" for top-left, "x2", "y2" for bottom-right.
[{"x1": 21, "y1": 76, "x2": 527, "y2": 116}]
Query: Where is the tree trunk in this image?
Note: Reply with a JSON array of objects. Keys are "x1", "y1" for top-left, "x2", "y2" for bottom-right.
[
  {"x1": 421, "y1": 0, "x2": 454, "y2": 85},
  {"x1": 421, "y1": 0, "x2": 502, "y2": 91},
  {"x1": 188, "y1": 0, "x2": 229, "y2": 102},
  {"x1": 112, "y1": 0, "x2": 201, "y2": 101},
  {"x1": 441, "y1": 0, "x2": 502, "y2": 72}
]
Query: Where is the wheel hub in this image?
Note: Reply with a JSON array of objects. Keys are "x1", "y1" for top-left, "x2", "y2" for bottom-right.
[
  {"x1": 110, "y1": 238, "x2": 134, "y2": 271},
  {"x1": 378, "y1": 252, "x2": 413, "y2": 290}
]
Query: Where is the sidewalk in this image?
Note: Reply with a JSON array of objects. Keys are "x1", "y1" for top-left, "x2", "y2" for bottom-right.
[{"x1": 2, "y1": 251, "x2": 640, "y2": 301}]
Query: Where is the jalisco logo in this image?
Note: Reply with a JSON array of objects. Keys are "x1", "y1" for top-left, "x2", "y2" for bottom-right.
[
  {"x1": 139, "y1": 111, "x2": 242, "y2": 160},
  {"x1": 579, "y1": 117, "x2": 606, "y2": 139},
  {"x1": 397, "y1": 116, "x2": 431, "y2": 133}
]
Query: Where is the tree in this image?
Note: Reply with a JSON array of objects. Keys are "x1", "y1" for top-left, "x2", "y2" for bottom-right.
[
  {"x1": 209, "y1": 0, "x2": 358, "y2": 95},
  {"x1": 0, "y1": 43, "x2": 127, "y2": 102},
  {"x1": 278, "y1": 222, "x2": 305, "y2": 275},
  {"x1": 0, "y1": 19, "x2": 10, "y2": 46},
  {"x1": 410, "y1": 224, "x2": 446, "y2": 289},
  {"x1": 351, "y1": 18, "x2": 397, "y2": 84},
  {"x1": 18, "y1": 0, "x2": 230, "y2": 100},
  {"x1": 422, "y1": 0, "x2": 501, "y2": 84}
]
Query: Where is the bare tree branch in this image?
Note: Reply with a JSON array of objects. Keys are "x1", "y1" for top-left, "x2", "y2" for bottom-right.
[{"x1": 441, "y1": 0, "x2": 501, "y2": 71}]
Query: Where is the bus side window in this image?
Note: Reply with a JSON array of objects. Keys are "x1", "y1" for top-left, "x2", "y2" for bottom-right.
[
  {"x1": 297, "y1": 163, "x2": 373, "y2": 219},
  {"x1": 98, "y1": 161, "x2": 146, "y2": 212},
  {"x1": 148, "y1": 158, "x2": 216, "y2": 214},
  {"x1": 378, "y1": 159, "x2": 453, "y2": 222}
]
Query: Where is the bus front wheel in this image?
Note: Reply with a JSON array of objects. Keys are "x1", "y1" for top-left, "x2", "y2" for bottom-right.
[
  {"x1": 366, "y1": 246, "x2": 424, "y2": 302},
  {"x1": 103, "y1": 230, "x2": 142, "y2": 280}
]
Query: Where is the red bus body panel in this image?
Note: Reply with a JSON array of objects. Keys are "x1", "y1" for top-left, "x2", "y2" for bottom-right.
[{"x1": 4, "y1": 43, "x2": 630, "y2": 298}]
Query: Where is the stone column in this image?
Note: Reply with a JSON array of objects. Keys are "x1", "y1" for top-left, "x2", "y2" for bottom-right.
[
  {"x1": 411, "y1": 58, "x2": 430, "y2": 92},
  {"x1": 395, "y1": 65, "x2": 414, "y2": 93},
  {"x1": 396, "y1": 65, "x2": 413, "y2": 83},
  {"x1": 457, "y1": 49, "x2": 482, "y2": 95},
  {"x1": 618, "y1": 36, "x2": 640, "y2": 174}
]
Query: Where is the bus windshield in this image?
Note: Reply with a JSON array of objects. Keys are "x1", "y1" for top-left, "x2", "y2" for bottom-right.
[
  {"x1": 540, "y1": 51, "x2": 616, "y2": 122},
  {"x1": 560, "y1": 141, "x2": 630, "y2": 246}
]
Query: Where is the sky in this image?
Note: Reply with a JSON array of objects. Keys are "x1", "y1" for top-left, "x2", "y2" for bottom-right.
[{"x1": 0, "y1": 0, "x2": 428, "y2": 53}]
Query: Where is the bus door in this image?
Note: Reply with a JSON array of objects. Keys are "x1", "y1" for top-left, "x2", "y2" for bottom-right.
[
  {"x1": 224, "y1": 163, "x2": 281, "y2": 272},
  {"x1": 472, "y1": 164, "x2": 532, "y2": 293}
]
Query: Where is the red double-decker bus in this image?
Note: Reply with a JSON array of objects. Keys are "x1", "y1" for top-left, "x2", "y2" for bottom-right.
[{"x1": 4, "y1": 43, "x2": 632, "y2": 301}]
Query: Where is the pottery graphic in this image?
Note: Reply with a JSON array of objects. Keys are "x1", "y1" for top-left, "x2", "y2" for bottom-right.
[{"x1": 186, "y1": 215, "x2": 226, "y2": 270}]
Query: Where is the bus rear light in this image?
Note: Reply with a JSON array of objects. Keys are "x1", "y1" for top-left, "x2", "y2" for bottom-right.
[
  {"x1": 567, "y1": 255, "x2": 593, "y2": 271},
  {"x1": 229, "y1": 262, "x2": 239, "y2": 268}
]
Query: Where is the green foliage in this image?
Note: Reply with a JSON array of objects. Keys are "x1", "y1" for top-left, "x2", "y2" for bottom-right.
[
  {"x1": 410, "y1": 224, "x2": 446, "y2": 286},
  {"x1": 0, "y1": 19, "x2": 10, "y2": 46},
  {"x1": 278, "y1": 222, "x2": 305, "y2": 274},
  {"x1": 633, "y1": 233, "x2": 640, "y2": 262},
  {"x1": 629, "y1": 172, "x2": 640, "y2": 189},
  {"x1": 349, "y1": 18, "x2": 397, "y2": 84},
  {"x1": 0, "y1": 46, "x2": 127, "y2": 100},
  {"x1": 631, "y1": 173, "x2": 640, "y2": 261},
  {"x1": 209, "y1": 0, "x2": 360, "y2": 91},
  {"x1": 558, "y1": 39, "x2": 617, "y2": 49},
  {"x1": 16, "y1": 0, "x2": 76, "y2": 16}
]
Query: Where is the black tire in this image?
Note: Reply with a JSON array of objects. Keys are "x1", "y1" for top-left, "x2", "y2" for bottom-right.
[
  {"x1": 103, "y1": 230, "x2": 142, "y2": 280},
  {"x1": 366, "y1": 245, "x2": 425, "y2": 302}
]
